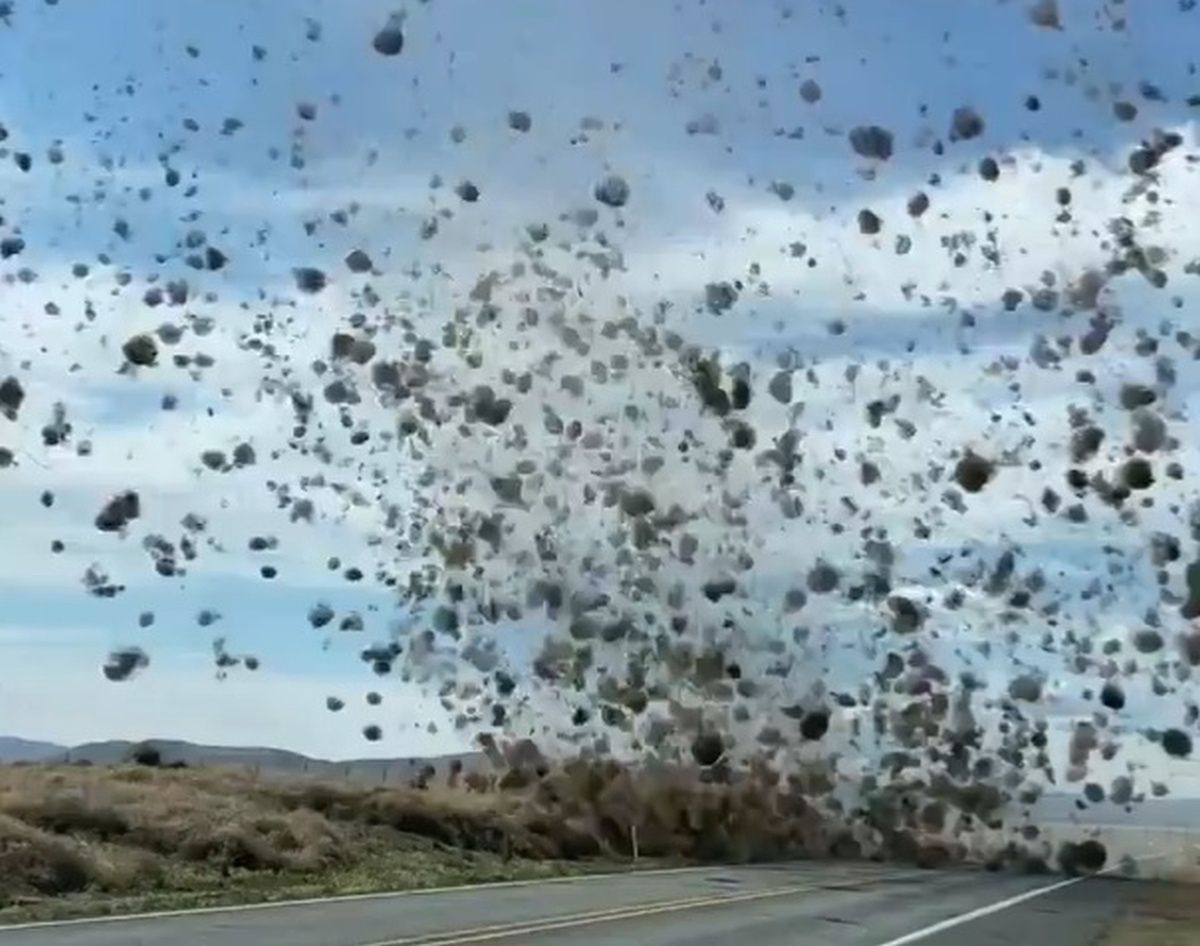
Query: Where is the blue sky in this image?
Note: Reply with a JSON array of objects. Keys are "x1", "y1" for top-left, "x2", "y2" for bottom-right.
[{"x1": 0, "y1": 0, "x2": 1199, "y2": 792}]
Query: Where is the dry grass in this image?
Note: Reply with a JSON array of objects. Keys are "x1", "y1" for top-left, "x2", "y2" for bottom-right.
[
  {"x1": 1099, "y1": 883, "x2": 1200, "y2": 945},
  {"x1": 0, "y1": 758, "x2": 832, "y2": 923},
  {"x1": 0, "y1": 764, "x2": 583, "y2": 923}
]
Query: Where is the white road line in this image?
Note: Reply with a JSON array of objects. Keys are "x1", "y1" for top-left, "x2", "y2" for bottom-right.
[
  {"x1": 362, "y1": 884, "x2": 815, "y2": 946},
  {"x1": 0, "y1": 865, "x2": 715, "y2": 933},
  {"x1": 873, "y1": 854, "x2": 1166, "y2": 946},
  {"x1": 871, "y1": 875, "x2": 1086, "y2": 946}
]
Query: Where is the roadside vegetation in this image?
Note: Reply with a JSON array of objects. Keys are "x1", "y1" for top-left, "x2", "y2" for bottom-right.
[{"x1": 0, "y1": 755, "x2": 829, "y2": 923}]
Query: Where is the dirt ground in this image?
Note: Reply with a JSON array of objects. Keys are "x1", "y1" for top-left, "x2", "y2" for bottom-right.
[{"x1": 1100, "y1": 883, "x2": 1200, "y2": 945}]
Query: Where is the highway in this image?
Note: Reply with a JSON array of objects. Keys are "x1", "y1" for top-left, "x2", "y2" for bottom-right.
[{"x1": 0, "y1": 863, "x2": 1145, "y2": 946}]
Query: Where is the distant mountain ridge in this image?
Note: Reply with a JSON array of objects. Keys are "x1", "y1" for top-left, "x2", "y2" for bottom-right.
[
  {"x1": 0, "y1": 736, "x2": 67, "y2": 762},
  {"x1": 0, "y1": 735, "x2": 484, "y2": 784}
]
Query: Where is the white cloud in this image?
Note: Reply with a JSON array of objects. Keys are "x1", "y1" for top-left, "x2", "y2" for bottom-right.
[
  {"x1": 0, "y1": 624, "x2": 466, "y2": 759},
  {"x1": 1, "y1": 0, "x2": 1199, "y2": 798}
]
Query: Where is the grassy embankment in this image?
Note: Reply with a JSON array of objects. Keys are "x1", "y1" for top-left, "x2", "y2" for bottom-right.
[{"x1": 0, "y1": 758, "x2": 827, "y2": 923}]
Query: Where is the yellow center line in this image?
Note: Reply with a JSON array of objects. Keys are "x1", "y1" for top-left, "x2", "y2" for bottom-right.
[
  {"x1": 353, "y1": 891, "x2": 726, "y2": 946},
  {"x1": 355, "y1": 883, "x2": 815, "y2": 946}
]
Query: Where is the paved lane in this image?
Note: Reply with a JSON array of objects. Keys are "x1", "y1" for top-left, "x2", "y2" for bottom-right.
[
  {"x1": 0, "y1": 863, "x2": 1145, "y2": 946},
  {"x1": 462, "y1": 869, "x2": 1140, "y2": 946}
]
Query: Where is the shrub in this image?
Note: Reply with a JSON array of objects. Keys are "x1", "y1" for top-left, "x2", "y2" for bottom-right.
[
  {"x1": 126, "y1": 744, "x2": 162, "y2": 768},
  {"x1": 0, "y1": 818, "x2": 94, "y2": 896},
  {"x1": 5, "y1": 796, "x2": 128, "y2": 840},
  {"x1": 180, "y1": 826, "x2": 287, "y2": 872}
]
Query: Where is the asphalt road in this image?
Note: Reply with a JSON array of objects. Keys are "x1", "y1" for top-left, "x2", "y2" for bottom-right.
[{"x1": 0, "y1": 863, "x2": 1146, "y2": 946}]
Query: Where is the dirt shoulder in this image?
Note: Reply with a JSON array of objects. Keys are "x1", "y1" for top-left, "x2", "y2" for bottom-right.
[{"x1": 1099, "y1": 883, "x2": 1200, "y2": 945}]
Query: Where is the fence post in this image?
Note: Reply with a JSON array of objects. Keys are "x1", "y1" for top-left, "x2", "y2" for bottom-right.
[{"x1": 631, "y1": 825, "x2": 640, "y2": 864}]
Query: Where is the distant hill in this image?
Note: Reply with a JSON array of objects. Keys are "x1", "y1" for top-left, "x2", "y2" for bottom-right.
[
  {"x1": 0, "y1": 736, "x2": 67, "y2": 762},
  {"x1": 38, "y1": 738, "x2": 485, "y2": 785},
  {"x1": 1029, "y1": 791, "x2": 1200, "y2": 828}
]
